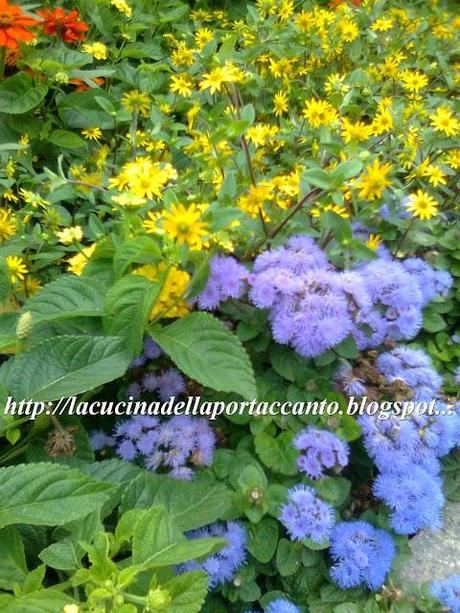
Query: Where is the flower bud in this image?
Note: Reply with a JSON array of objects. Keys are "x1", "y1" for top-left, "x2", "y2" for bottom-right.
[{"x1": 16, "y1": 311, "x2": 33, "y2": 340}]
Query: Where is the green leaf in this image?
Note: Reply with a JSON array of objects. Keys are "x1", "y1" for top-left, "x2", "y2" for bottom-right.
[
  {"x1": 0, "y1": 73, "x2": 48, "y2": 115},
  {"x1": 247, "y1": 519, "x2": 278, "y2": 563},
  {"x1": 150, "y1": 312, "x2": 256, "y2": 399},
  {"x1": 323, "y1": 211, "x2": 353, "y2": 242},
  {"x1": 315, "y1": 477, "x2": 351, "y2": 507},
  {"x1": 331, "y1": 159, "x2": 363, "y2": 181},
  {"x1": 254, "y1": 432, "x2": 298, "y2": 475},
  {"x1": 104, "y1": 275, "x2": 161, "y2": 357},
  {"x1": 2, "y1": 589, "x2": 74, "y2": 612},
  {"x1": 26, "y1": 275, "x2": 104, "y2": 323},
  {"x1": 276, "y1": 538, "x2": 301, "y2": 576},
  {"x1": 0, "y1": 463, "x2": 115, "y2": 529},
  {"x1": 301, "y1": 168, "x2": 331, "y2": 190},
  {"x1": 0, "y1": 526, "x2": 27, "y2": 589},
  {"x1": 58, "y1": 90, "x2": 116, "y2": 129},
  {"x1": 423, "y1": 309, "x2": 446, "y2": 333},
  {"x1": 48, "y1": 129, "x2": 86, "y2": 149},
  {"x1": 113, "y1": 237, "x2": 160, "y2": 278},
  {"x1": 39, "y1": 539, "x2": 79, "y2": 571},
  {"x1": 166, "y1": 571, "x2": 209, "y2": 613},
  {"x1": 8, "y1": 335, "x2": 131, "y2": 401},
  {"x1": 120, "y1": 472, "x2": 230, "y2": 532},
  {"x1": 132, "y1": 507, "x2": 225, "y2": 568}
]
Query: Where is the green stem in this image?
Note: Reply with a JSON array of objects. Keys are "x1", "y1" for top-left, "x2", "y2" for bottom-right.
[{"x1": 0, "y1": 47, "x2": 6, "y2": 79}]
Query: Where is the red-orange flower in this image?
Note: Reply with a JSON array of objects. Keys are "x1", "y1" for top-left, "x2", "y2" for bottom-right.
[
  {"x1": 37, "y1": 7, "x2": 88, "y2": 44},
  {"x1": 0, "y1": 0, "x2": 38, "y2": 49},
  {"x1": 70, "y1": 77, "x2": 105, "y2": 92}
]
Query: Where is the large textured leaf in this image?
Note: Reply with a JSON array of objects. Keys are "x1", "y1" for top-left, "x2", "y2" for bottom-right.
[
  {"x1": 132, "y1": 507, "x2": 225, "y2": 568},
  {"x1": 0, "y1": 73, "x2": 48, "y2": 115},
  {"x1": 0, "y1": 463, "x2": 115, "y2": 528},
  {"x1": 1, "y1": 589, "x2": 75, "y2": 612},
  {"x1": 9, "y1": 335, "x2": 131, "y2": 401},
  {"x1": 0, "y1": 527, "x2": 27, "y2": 589},
  {"x1": 166, "y1": 571, "x2": 209, "y2": 613},
  {"x1": 58, "y1": 90, "x2": 116, "y2": 129},
  {"x1": 26, "y1": 275, "x2": 105, "y2": 323},
  {"x1": 104, "y1": 275, "x2": 161, "y2": 357},
  {"x1": 150, "y1": 312, "x2": 256, "y2": 399},
  {"x1": 113, "y1": 236, "x2": 160, "y2": 278},
  {"x1": 120, "y1": 472, "x2": 230, "y2": 532}
]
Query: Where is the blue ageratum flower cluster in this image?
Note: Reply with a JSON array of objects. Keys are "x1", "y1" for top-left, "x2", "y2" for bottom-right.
[
  {"x1": 245, "y1": 600, "x2": 300, "y2": 613},
  {"x1": 280, "y1": 484, "x2": 335, "y2": 543},
  {"x1": 431, "y1": 575, "x2": 460, "y2": 613},
  {"x1": 91, "y1": 415, "x2": 215, "y2": 480},
  {"x1": 294, "y1": 426, "x2": 349, "y2": 479},
  {"x1": 197, "y1": 236, "x2": 452, "y2": 358},
  {"x1": 334, "y1": 364, "x2": 367, "y2": 396},
  {"x1": 177, "y1": 521, "x2": 246, "y2": 587},
  {"x1": 376, "y1": 346, "x2": 442, "y2": 401},
  {"x1": 373, "y1": 467, "x2": 444, "y2": 534},
  {"x1": 329, "y1": 521, "x2": 396, "y2": 590}
]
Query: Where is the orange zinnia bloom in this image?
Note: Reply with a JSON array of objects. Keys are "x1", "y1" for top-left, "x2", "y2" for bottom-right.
[
  {"x1": 0, "y1": 0, "x2": 38, "y2": 49},
  {"x1": 37, "y1": 7, "x2": 88, "y2": 44},
  {"x1": 70, "y1": 77, "x2": 105, "y2": 92}
]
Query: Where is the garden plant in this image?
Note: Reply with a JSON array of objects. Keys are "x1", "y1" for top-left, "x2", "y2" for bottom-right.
[{"x1": 0, "y1": 0, "x2": 459, "y2": 611}]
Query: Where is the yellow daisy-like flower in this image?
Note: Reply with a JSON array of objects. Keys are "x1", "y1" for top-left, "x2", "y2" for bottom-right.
[
  {"x1": 82, "y1": 43, "x2": 108, "y2": 60},
  {"x1": 273, "y1": 90, "x2": 289, "y2": 117},
  {"x1": 161, "y1": 203, "x2": 209, "y2": 250},
  {"x1": 109, "y1": 157, "x2": 177, "y2": 200},
  {"x1": 2, "y1": 188, "x2": 18, "y2": 203},
  {"x1": 303, "y1": 98, "x2": 338, "y2": 128},
  {"x1": 0, "y1": 209, "x2": 16, "y2": 242},
  {"x1": 122, "y1": 90, "x2": 151, "y2": 118},
  {"x1": 199, "y1": 66, "x2": 228, "y2": 94},
  {"x1": 399, "y1": 70, "x2": 429, "y2": 93},
  {"x1": 194, "y1": 27, "x2": 213, "y2": 49},
  {"x1": 135, "y1": 262, "x2": 190, "y2": 319},
  {"x1": 372, "y1": 110, "x2": 393, "y2": 135},
  {"x1": 357, "y1": 159, "x2": 393, "y2": 201},
  {"x1": 371, "y1": 18, "x2": 394, "y2": 32},
  {"x1": 429, "y1": 107, "x2": 460, "y2": 137},
  {"x1": 6, "y1": 256, "x2": 28, "y2": 284},
  {"x1": 110, "y1": 0, "x2": 132, "y2": 18},
  {"x1": 171, "y1": 42, "x2": 195, "y2": 67},
  {"x1": 67, "y1": 245, "x2": 96, "y2": 276},
  {"x1": 112, "y1": 193, "x2": 147, "y2": 207},
  {"x1": 444, "y1": 149, "x2": 460, "y2": 170},
  {"x1": 405, "y1": 190, "x2": 439, "y2": 220},
  {"x1": 341, "y1": 118, "x2": 373, "y2": 144},
  {"x1": 423, "y1": 165, "x2": 447, "y2": 188},
  {"x1": 81, "y1": 128, "x2": 102, "y2": 142},
  {"x1": 56, "y1": 226, "x2": 83, "y2": 245},
  {"x1": 170, "y1": 73, "x2": 194, "y2": 97},
  {"x1": 366, "y1": 233, "x2": 381, "y2": 250}
]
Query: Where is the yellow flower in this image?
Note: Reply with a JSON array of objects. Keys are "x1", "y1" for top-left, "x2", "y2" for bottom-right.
[
  {"x1": 81, "y1": 128, "x2": 102, "y2": 141},
  {"x1": 372, "y1": 110, "x2": 393, "y2": 135},
  {"x1": 0, "y1": 209, "x2": 16, "y2": 242},
  {"x1": 82, "y1": 43, "x2": 108, "y2": 60},
  {"x1": 295, "y1": 10, "x2": 315, "y2": 32},
  {"x1": 16, "y1": 276, "x2": 42, "y2": 296},
  {"x1": 405, "y1": 190, "x2": 439, "y2": 220},
  {"x1": 199, "y1": 66, "x2": 228, "y2": 94},
  {"x1": 2, "y1": 188, "x2": 18, "y2": 203},
  {"x1": 341, "y1": 118, "x2": 373, "y2": 144},
  {"x1": 311, "y1": 203, "x2": 349, "y2": 218},
  {"x1": 67, "y1": 245, "x2": 96, "y2": 276},
  {"x1": 371, "y1": 18, "x2": 394, "y2": 32},
  {"x1": 429, "y1": 107, "x2": 460, "y2": 137},
  {"x1": 161, "y1": 203, "x2": 208, "y2": 250},
  {"x1": 135, "y1": 263, "x2": 190, "y2": 319},
  {"x1": 109, "y1": 157, "x2": 177, "y2": 200},
  {"x1": 246, "y1": 123, "x2": 278, "y2": 147},
  {"x1": 110, "y1": 0, "x2": 132, "y2": 17},
  {"x1": 444, "y1": 149, "x2": 460, "y2": 170},
  {"x1": 366, "y1": 233, "x2": 381, "y2": 250},
  {"x1": 186, "y1": 103, "x2": 200, "y2": 130},
  {"x1": 170, "y1": 73, "x2": 194, "y2": 97},
  {"x1": 238, "y1": 182, "x2": 274, "y2": 218},
  {"x1": 423, "y1": 165, "x2": 447, "y2": 187},
  {"x1": 357, "y1": 159, "x2": 392, "y2": 201},
  {"x1": 112, "y1": 193, "x2": 146, "y2": 207},
  {"x1": 122, "y1": 90, "x2": 151, "y2": 117},
  {"x1": 194, "y1": 27, "x2": 213, "y2": 49},
  {"x1": 6, "y1": 256, "x2": 28, "y2": 284},
  {"x1": 57, "y1": 226, "x2": 83, "y2": 245},
  {"x1": 336, "y1": 17, "x2": 359, "y2": 43},
  {"x1": 399, "y1": 70, "x2": 429, "y2": 92},
  {"x1": 171, "y1": 42, "x2": 195, "y2": 67},
  {"x1": 324, "y1": 73, "x2": 349, "y2": 96},
  {"x1": 273, "y1": 91, "x2": 288, "y2": 117},
  {"x1": 303, "y1": 98, "x2": 338, "y2": 128}
]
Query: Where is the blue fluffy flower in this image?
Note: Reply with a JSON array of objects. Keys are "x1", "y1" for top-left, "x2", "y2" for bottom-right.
[
  {"x1": 266, "y1": 599, "x2": 300, "y2": 613},
  {"x1": 431, "y1": 575, "x2": 460, "y2": 613},
  {"x1": 177, "y1": 521, "x2": 247, "y2": 587},
  {"x1": 329, "y1": 521, "x2": 395, "y2": 590},
  {"x1": 373, "y1": 466, "x2": 444, "y2": 534},
  {"x1": 196, "y1": 255, "x2": 247, "y2": 310},
  {"x1": 294, "y1": 426, "x2": 349, "y2": 479},
  {"x1": 280, "y1": 484, "x2": 335, "y2": 543}
]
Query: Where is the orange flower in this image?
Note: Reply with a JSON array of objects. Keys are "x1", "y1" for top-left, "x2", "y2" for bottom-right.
[
  {"x1": 329, "y1": 0, "x2": 361, "y2": 6},
  {"x1": 70, "y1": 77, "x2": 105, "y2": 92},
  {"x1": 0, "y1": 0, "x2": 38, "y2": 49},
  {"x1": 37, "y1": 7, "x2": 88, "y2": 44}
]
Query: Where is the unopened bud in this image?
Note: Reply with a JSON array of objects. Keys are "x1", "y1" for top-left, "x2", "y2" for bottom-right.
[
  {"x1": 16, "y1": 311, "x2": 33, "y2": 339},
  {"x1": 147, "y1": 587, "x2": 171, "y2": 611}
]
